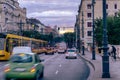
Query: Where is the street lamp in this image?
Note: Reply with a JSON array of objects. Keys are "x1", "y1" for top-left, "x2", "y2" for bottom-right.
[
  {"x1": 81, "y1": 11, "x2": 85, "y2": 55},
  {"x1": 76, "y1": 15, "x2": 81, "y2": 53},
  {"x1": 92, "y1": 0, "x2": 96, "y2": 60},
  {"x1": 102, "y1": 0, "x2": 110, "y2": 78}
]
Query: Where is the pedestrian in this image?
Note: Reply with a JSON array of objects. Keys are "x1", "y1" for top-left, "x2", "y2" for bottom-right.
[
  {"x1": 111, "y1": 46, "x2": 117, "y2": 61},
  {"x1": 108, "y1": 45, "x2": 112, "y2": 56}
]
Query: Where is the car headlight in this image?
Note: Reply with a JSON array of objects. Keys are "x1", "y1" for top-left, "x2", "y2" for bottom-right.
[{"x1": 30, "y1": 66, "x2": 36, "y2": 73}]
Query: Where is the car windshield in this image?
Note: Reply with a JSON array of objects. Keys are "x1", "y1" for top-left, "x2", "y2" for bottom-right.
[
  {"x1": 10, "y1": 53, "x2": 33, "y2": 63},
  {"x1": 67, "y1": 50, "x2": 75, "y2": 52}
]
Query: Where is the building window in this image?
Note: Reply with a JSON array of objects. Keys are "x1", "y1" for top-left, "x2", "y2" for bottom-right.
[
  {"x1": 106, "y1": 4, "x2": 108, "y2": 9},
  {"x1": 87, "y1": 22, "x2": 92, "y2": 27},
  {"x1": 87, "y1": 13, "x2": 92, "y2": 18},
  {"x1": 87, "y1": 4, "x2": 91, "y2": 9},
  {"x1": 114, "y1": 4, "x2": 117, "y2": 9},
  {"x1": 87, "y1": 31, "x2": 92, "y2": 36}
]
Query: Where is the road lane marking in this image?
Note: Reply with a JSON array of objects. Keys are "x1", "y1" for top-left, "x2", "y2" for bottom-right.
[
  {"x1": 43, "y1": 54, "x2": 60, "y2": 63},
  {"x1": 43, "y1": 55, "x2": 56, "y2": 63},
  {"x1": 55, "y1": 70, "x2": 59, "y2": 75}
]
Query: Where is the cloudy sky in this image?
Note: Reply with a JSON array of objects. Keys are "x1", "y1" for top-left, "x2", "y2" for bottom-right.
[{"x1": 18, "y1": 0, "x2": 81, "y2": 27}]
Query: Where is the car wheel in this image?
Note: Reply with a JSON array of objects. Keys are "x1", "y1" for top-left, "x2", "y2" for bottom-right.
[
  {"x1": 52, "y1": 52, "x2": 54, "y2": 55},
  {"x1": 40, "y1": 70, "x2": 44, "y2": 78},
  {"x1": 34, "y1": 72, "x2": 40, "y2": 80},
  {"x1": 66, "y1": 56, "x2": 68, "y2": 59},
  {"x1": 4, "y1": 77, "x2": 11, "y2": 80}
]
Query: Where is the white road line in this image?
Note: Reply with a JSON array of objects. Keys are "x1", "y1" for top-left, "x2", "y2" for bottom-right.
[
  {"x1": 55, "y1": 70, "x2": 59, "y2": 75},
  {"x1": 43, "y1": 54, "x2": 58, "y2": 63}
]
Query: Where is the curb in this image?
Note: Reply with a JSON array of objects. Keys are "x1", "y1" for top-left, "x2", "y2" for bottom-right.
[{"x1": 78, "y1": 53, "x2": 95, "y2": 80}]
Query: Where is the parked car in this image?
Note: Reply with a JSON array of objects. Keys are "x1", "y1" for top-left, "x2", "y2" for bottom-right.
[
  {"x1": 4, "y1": 52, "x2": 44, "y2": 80},
  {"x1": 65, "y1": 49, "x2": 77, "y2": 59},
  {"x1": 45, "y1": 47, "x2": 54, "y2": 55}
]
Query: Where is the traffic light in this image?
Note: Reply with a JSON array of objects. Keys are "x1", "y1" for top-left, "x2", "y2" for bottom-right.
[{"x1": 58, "y1": 27, "x2": 60, "y2": 30}]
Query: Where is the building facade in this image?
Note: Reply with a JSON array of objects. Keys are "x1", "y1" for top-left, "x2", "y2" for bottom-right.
[
  {"x1": 0, "y1": 0, "x2": 26, "y2": 33},
  {"x1": 78, "y1": 0, "x2": 120, "y2": 49}
]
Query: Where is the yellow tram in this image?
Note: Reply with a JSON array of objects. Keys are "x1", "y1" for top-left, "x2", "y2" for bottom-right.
[{"x1": 0, "y1": 33, "x2": 48, "y2": 60}]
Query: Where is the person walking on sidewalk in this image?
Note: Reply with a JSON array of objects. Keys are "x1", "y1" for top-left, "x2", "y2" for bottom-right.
[{"x1": 111, "y1": 46, "x2": 117, "y2": 61}]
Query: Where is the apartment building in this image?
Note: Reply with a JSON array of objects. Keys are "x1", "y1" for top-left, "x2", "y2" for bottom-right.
[
  {"x1": 0, "y1": 0, "x2": 26, "y2": 33},
  {"x1": 78, "y1": 0, "x2": 120, "y2": 49}
]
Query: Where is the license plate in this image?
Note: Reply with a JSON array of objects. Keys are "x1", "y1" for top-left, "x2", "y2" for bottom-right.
[{"x1": 14, "y1": 68, "x2": 26, "y2": 72}]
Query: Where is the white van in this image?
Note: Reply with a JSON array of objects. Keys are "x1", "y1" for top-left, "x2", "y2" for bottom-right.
[{"x1": 57, "y1": 42, "x2": 67, "y2": 53}]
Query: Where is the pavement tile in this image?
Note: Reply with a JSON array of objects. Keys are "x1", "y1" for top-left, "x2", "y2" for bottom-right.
[{"x1": 79, "y1": 51, "x2": 120, "y2": 80}]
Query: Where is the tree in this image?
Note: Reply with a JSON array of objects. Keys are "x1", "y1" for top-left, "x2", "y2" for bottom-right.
[
  {"x1": 63, "y1": 32, "x2": 75, "y2": 48},
  {"x1": 95, "y1": 18, "x2": 103, "y2": 46},
  {"x1": 95, "y1": 12, "x2": 120, "y2": 46}
]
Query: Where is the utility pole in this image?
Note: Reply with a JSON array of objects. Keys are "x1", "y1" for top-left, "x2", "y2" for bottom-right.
[
  {"x1": 92, "y1": 0, "x2": 96, "y2": 60},
  {"x1": 75, "y1": 24, "x2": 77, "y2": 48},
  {"x1": 77, "y1": 15, "x2": 81, "y2": 53},
  {"x1": 0, "y1": 25, "x2": 2, "y2": 33},
  {"x1": 102, "y1": 0, "x2": 110, "y2": 78},
  {"x1": 82, "y1": 11, "x2": 85, "y2": 55},
  {"x1": 18, "y1": 20, "x2": 24, "y2": 36},
  {"x1": 18, "y1": 20, "x2": 24, "y2": 46}
]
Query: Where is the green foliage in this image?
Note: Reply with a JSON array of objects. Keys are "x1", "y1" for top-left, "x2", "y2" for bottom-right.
[
  {"x1": 63, "y1": 32, "x2": 75, "y2": 48},
  {"x1": 95, "y1": 12, "x2": 120, "y2": 46},
  {"x1": 54, "y1": 37, "x2": 63, "y2": 43},
  {"x1": 95, "y1": 18, "x2": 103, "y2": 46},
  {"x1": 22, "y1": 30, "x2": 53, "y2": 42}
]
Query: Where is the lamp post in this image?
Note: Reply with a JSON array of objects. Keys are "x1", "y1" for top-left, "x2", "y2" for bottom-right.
[
  {"x1": 75, "y1": 15, "x2": 81, "y2": 53},
  {"x1": 102, "y1": 0, "x2": 110, "y2": 78},
  {"x1": 77, "y1": 15, "x2": 81, "y2": 53},
  {"x1": 92, "y1": 0, "x2": 96, "y2": 60},
  {"x1": 82, "y1": 11, "x2": 85, "y2": 55},
  {"x1": 0, "y1": 25, "x2": 2, "y2": 32},
  {"x1": 75, "y1": 23, "x2": 78, "y2": 49},
  {"x1": 17, "y1": 20, "x2": 24, "y2": 36}
]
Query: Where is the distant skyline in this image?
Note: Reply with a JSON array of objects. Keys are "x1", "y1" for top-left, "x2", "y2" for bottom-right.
[{"x1": 18, "y1": 0, "x2": 81, "y2": 27}]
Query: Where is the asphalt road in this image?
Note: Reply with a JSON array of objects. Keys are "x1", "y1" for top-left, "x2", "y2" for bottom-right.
[
  {"x1": 40, "y1": 53, "x2": 90, "y2": 80},
  {"x1": 0, "y1": 53, "x2": 90, "y2": 80}
]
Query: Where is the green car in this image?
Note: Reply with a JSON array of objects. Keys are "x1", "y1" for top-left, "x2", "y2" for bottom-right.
[{"x1": 4, "y1": 52, "x2": 44, "y2": 80}]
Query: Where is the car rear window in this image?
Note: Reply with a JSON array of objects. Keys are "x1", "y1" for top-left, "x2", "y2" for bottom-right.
[
  {"x1": 67, "y1": 50, "x2": 75, "y2": 52},
  {"x1": 10, "y1": 53, "x2": 32, "y2": 63}
]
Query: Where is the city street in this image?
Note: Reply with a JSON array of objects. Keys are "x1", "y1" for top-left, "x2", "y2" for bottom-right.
[{"x1": 0, "y1": 53, "x2": 90, "y2": 80}]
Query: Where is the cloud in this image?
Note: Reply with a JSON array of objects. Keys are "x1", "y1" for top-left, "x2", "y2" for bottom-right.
[
  {"x1": 28, "y1": 10, "x2": 75, "y2": 18},
  {"x1": 18, "y1": 0, "x2": 80, "y2": 26}
]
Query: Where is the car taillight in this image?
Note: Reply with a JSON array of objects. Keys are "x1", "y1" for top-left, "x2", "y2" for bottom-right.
[
  {"x1": 30, "y1": 66, "x2": 36, "y2": 73},
  {"x1": 4, "y1": 65, "x2": 10, "y2": 72}
]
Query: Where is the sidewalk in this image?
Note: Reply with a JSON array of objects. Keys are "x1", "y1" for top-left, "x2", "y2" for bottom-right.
[{"x1": 79, "y1": 51, "x2": 120, "y2": 80}]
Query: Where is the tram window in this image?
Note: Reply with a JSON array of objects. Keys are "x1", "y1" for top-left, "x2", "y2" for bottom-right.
[
  {"x1": 6, "y1": 38, "x2": 10, "y2": 52},
  {"x1": 0, "y1": 38, "x2": 5, "y2": 50}
]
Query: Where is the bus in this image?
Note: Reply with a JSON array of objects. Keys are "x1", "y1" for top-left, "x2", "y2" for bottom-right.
[{"x1": 0, "y1": 33, "x2": 48, "y2": 60}]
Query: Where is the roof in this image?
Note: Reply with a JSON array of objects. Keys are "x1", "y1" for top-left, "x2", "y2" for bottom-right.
[{"x1": 12, "y1": 46, "x2": 32, "y2": 54}]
